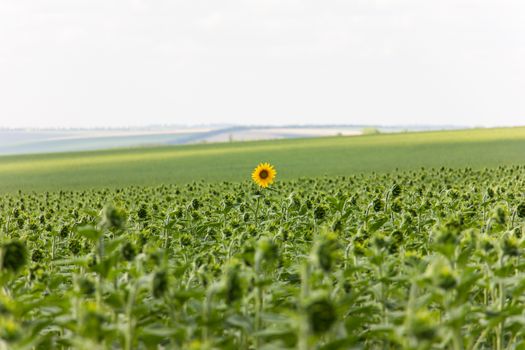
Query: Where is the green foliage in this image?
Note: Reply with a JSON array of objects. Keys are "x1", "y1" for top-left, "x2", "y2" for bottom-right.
[{"x1": 0, "y1": 164, "x2": 523, "y2": 349}]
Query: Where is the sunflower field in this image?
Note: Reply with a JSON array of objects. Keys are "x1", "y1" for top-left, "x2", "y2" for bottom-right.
[{"x1": 1, "y1": 164, "x2": 525, "y2": 349}]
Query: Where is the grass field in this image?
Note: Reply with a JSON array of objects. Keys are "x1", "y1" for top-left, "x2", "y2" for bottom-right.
[{"x1": 0, "y1": 127, "x2": 524, "y2": 193}]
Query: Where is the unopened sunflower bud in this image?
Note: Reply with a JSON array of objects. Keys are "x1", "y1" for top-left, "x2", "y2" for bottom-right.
[
  {"x1": 121, "y1": 242, "x2": 136, "y2": 261},
  {"x1": 312, "y1": 232, "x2": 340, "y2": 272},
  {"x1": 479, "y1": 236, "x2": 495, "y2": 253},
  {"x1": 190, "y1": 198, "x2": 200, "y2": 210},
  {"x1": 516, "y1": 203, "x2": 525, "y2": 219},
  {"x1": 152, "y1": 270, "x2": 168, "y2": 298},
  {"x1": 69, "y1": 239, "x2": 81, "y2": 255},
  {"x1": 180, "y1": 234, "x2": 192, "y2": 246},
  {"x1": 313, "y1": 205, "x2": 328, "y2": 221},
  {"x1": 391, "y1": 183, "x2": 402, "y2": 198},
  {"x1": 0, "y1": 297, "x2": 12, "y2": 318},
  {"x1": 404, "y1": 250, "x2": 423, "y2": 266},
  {"x1": 31, "y1": 248, "x2": 44, "y2": 263},
  {"x1": 76, "y1": 276, "x2": 96, "y2": 296},
  {"x1": 332, "y1": 218, "x2": 343, "y2": 232},
  {"x1": 1, "y1": 240, "x2": 28, "y2": 273},
  {"x1": 502, "y1": 235, "x2": 520, "y2": 257},
  {"x1": 255, "y1": 237, "x2": 279, "y2": 268},
  {"x1": 80, "y1": 303, "x2": 106, "y2": 341},
  {"x1": 425, "y1": 258, "x2": 457, "y2": 290},
  {"x1": 223, "y1": 264, "x2": 243, "y2": 304},
  {"x1": 188, "y1": 340, "x2": 212, "y2": 350},
  {"x1": 137, "y1": 204, "x2": 148, "y2": 220},
  {"x1": 372, "y1": 198, "x2": 383, "y2": 212},
  {"x1": 0, "y1": 318, "x2": 21, "y2": 342},
  {"x1": 435, "y1": 219, "x2": 462, "y2": 245},
  {"x1": 493, "y1": 206, "x2": 507, "y2": 226},
  {"x1": 306, "y1": 297, "x2": 337, "y2": 335},
  {"x1": 408, "y1": 310, "x2": 438, "y2": 341},
  {"x1": 59, "y1": 225, "x2": 69, "y2": 238},
  {"x1": 372, "y1": 233, "x2": 389, "y2": 250},
  {"x1": 513, "y1": 227, "x2": 523, "y2": 239},
  {"x1": 353, "y1": 242, "x2": 367, "y2": 257},
  {"x1": 100, "y1": 204, "x2": 127, "y2": 230},
  {"x1": 391, "y1": 200, "x2": 402, "y2": 213}
]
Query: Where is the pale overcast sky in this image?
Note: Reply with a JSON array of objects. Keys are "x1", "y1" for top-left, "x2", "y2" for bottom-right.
[{"x1": 0, "y1": 0, "x2": 524, "y2": 128}]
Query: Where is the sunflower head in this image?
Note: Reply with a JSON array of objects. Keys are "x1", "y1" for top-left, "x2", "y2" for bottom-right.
[{"x1": 251, "y1": 163, "x2": 276, "y2": 188}]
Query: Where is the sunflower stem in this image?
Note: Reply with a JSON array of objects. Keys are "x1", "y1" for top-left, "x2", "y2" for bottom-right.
[
  {"x1": 254, "y1": 259, "x2": 264, "y2": 349},
  {"x1": 255, "y1": 196, "x2": 261, "y2": 228},
  {"x1": 124, "y1": 280, "x2": 138, "y2": 350},
  {"x1": 299, "y1": 261, "x2": 311, "y2": 350}
]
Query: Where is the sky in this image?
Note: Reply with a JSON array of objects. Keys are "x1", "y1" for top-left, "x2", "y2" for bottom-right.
[{"x1": 0, "y1": 0, "x2": 524, "y2": 129}]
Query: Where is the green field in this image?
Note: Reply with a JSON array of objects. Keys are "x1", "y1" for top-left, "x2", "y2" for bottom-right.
[
  {"x1": 1, "y1": 127, "x2": 525, "y2": 193},
  {"x1": 2, "y1": 126, "x2": 525, "y2": 349},
  {"x1": 2, "y1": 159, "x2": 525, "y2": 349}
]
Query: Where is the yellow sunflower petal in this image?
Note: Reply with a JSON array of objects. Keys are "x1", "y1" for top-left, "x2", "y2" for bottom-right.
[{"x1": 251, "y1": 162, "x2": 277, "y2": 188}]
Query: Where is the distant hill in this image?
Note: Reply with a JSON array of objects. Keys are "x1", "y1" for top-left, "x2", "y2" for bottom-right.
[{"x1": 0, "y1": 125, "x2": 465, "y2": 155}]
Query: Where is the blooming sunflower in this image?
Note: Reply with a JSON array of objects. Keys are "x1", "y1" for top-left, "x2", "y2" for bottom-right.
[{"x1": 251, "y1": 163, "x2": 276, "y2": 188}]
